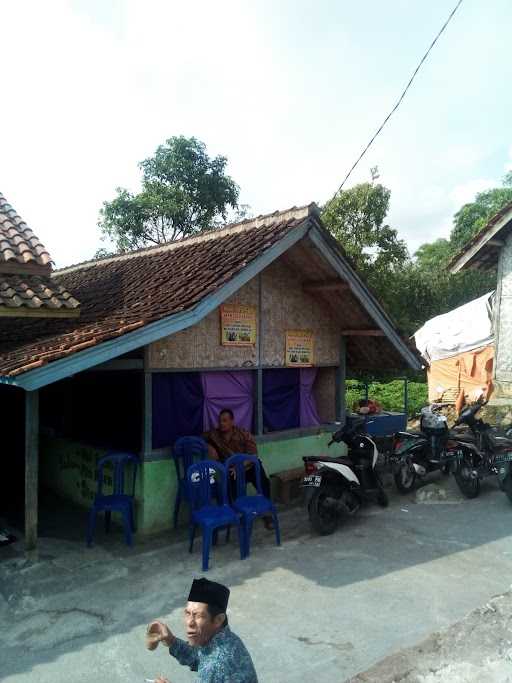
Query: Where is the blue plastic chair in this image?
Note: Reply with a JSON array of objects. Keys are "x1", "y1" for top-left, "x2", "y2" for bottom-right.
[
  {"x1": 225, "y1": 454, "x2": 281, "y2": 557},
  {"x1": 172, "y1": 436, "x2": 209, "y2": 528},
  {"x1": 186, "y1": 460, "x2": 245, "y2": 572},
  {"x1": 86, "y1": 452, "x2": 139, "y2": 547}
]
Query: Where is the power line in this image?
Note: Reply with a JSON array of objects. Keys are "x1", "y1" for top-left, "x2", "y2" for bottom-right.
[{"x1": 329, "y1": 0, "x2": 464, "y2": 200}]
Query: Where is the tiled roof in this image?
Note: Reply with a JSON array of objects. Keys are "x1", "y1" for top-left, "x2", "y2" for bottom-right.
[
  {"x1": 0, "y1": 275, "x2": 80, "y2": 313},
  {"x1": 0, "y1": 193, "x2": 51, "y2": 270},
  {"x1": 0, "y1": 205, "x2": 317, "y2": 376},
  {"x1": 449, "y1": 200, "x2": 512, "y2": 271}
]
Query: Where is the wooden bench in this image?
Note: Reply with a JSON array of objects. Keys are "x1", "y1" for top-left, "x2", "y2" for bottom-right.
[{"x1": 271, "y1": 467, "x2": 305, "y2": 504}]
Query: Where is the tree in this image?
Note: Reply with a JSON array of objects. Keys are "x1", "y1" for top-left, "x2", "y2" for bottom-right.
[
  {"x1": 98, "y1": 136, "x2": 240, "y2": 253},
  {"x1": 322, "y1": 178, "x2": 409, "y2": 279},
  {"x1": 414, "y1": 238, "x2": 452, "y2": 271},
  {"x1": 322, "y1": 171, "x2": 495, "y2": 337},
  {"x1": 450, "y1": 171, "x2": 512, "y2": 253}
]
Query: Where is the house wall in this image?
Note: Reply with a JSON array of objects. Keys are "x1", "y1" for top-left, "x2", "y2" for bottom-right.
[
  {"x1": 314, "y1": 367, "x2": 336, "y2": 423},
  {"x1": 148, "y1": 257, "x2": 341, "y2": 369},
  {"x1": 40, "y1": 429, "x2": 346, "y2": 534},
  {"x1": 494, "y1": 235, "x2": 512, "y2": 397},
  {"x1": 140, "y1": 429, "x2": 346, "y2": 533}
]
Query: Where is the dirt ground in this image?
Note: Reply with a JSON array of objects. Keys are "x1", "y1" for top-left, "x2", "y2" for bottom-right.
[{"x1": 350, "y1": 590, "x2": 512, "y2": 683}]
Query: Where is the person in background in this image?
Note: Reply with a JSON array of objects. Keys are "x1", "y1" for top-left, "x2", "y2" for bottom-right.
[
  {"x1": 204, "y1": 408, "x2": 273, "y2": 530},
  {"x1": 147, "y1": 577, "x2": 258, "y2": 683}
]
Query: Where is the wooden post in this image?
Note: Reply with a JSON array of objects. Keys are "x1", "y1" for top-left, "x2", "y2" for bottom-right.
[
  {"x1": 335, "y1": 337, "x2": 347, "y2": 425},
  {"x1": 25, "y1": 389, "x2": 39, "y2": 554},
  {"x1": 143, "y1": 372, "x2": 152, "y2": 458},
  {"x1": 256, "y1": 273, "x2": 263, "y2": 435}
]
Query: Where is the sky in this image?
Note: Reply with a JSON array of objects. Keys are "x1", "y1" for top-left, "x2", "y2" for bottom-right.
[{"x1": 1, "y1": 0, "x2": 511, "y2": 267}]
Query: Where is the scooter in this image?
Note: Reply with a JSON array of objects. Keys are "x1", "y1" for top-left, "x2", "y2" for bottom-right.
[
  {"x1": 302, "y1": 416, "x2": 388, "y2": 535},
  {"x1": 391, "y1": 404, "x2": 451, "y2": 493},
  {"x1": 447, "y1": 400, "x2": 512, "y2": 500}
]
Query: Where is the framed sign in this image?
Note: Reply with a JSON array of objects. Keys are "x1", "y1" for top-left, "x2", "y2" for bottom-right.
[
  {"x1": 285, "y1": 330, "x2": 314, "y2": 366},
  {"x1": 220, "y1": 304, "x2": 257, "y2": 346}
]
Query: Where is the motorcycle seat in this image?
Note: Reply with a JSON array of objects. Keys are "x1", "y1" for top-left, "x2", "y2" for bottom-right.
[
  {"x1": 449, "y1": 431, "x2": 475, "y2": 443},
  {"x1": 306, "y1": 455, "x2": 354, "y2": 466}
]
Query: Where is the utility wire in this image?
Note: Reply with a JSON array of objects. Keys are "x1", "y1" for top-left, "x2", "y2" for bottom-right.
[{"x1": 329, "y1": 0, "x2": 464, "y2": 201}]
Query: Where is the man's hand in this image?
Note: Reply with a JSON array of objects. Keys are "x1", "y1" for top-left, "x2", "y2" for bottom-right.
[
  {"x1": 154, "y1": 676, "x2": 170, "y2": 683},
  {"x1": 147, "y1": 620, "x2": 175, "y2": 648}
]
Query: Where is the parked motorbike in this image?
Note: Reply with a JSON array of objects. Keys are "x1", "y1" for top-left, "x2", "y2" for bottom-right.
[
  {"x1": 302, "y1": 416, "x2": 388, "y2": 535},
  {"x1": 448, "y1": 400, "x2": 512, "y2": 500},
  {"x1": 392, "y1": 404, "x2": 452, "y2": 493}
]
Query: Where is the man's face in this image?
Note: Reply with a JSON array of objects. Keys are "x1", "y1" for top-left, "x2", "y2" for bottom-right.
[
  {"x1": 184, "y1": 601, "x2": 223, "y2": 647},
  {"x1": 219, "y1": 412, "x2": 234, "y2": 433}
]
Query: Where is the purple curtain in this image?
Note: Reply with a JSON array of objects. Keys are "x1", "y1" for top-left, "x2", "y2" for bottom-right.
[
  {"x1": 300, "y1": 367, "x2": 321, "y2": 427},
  {"x1": 201, "y1": 371, "x2": 254, "y2": 431},
  {"x1": 152, "y1": 372, "x2": 204, "y2": 448},
  {"x1": 262, "y1": 368, "x2": 300, "y2": 431}
]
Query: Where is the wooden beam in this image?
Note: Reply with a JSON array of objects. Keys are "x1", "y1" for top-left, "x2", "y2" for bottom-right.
[
  {"x1": 142, "y1": 372, "x2": 152, "y2": 458},
  {"x1": 256, "y1": 273, "x2": 263, "y2": 435},
  {"x1": 303, "y1": 279, "x2": 350, "y2": 294},
  {"x1": 25, "y1": 389, "x2": 39, "y2": 554},
  {"x1": 0, "y1": 307, "x2": 80, "y2": 319},
  {"x1": 0, "y1": 261, "x2": 51, "y2": 276},
  {"x1": 92, "y1": 359, "x2": 144, "y2": 371},
  {"x1": 335, "y1": 337, "x2": 347, "y2": 424},
  {"x1": 340, "y1": 329, "x2": 385, "y2": 336}
]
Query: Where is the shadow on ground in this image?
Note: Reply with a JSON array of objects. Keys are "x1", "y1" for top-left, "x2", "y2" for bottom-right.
[{"x1": 1, "y1": 473, "x2": 512, "y2": 682}]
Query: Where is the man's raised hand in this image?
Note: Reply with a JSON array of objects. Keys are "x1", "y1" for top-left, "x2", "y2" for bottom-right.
[{"x1": 146, "y1": 620, "x2": 175, "y2": 649}]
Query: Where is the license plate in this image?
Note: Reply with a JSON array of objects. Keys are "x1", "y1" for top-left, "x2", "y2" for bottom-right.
[{"x1": 302, "y1": 474, "x2": 322, "y2": 487}]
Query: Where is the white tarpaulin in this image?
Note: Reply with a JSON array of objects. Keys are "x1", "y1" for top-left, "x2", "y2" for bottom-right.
[{"x1": 414, "y1": 292, "x2": 494, "y2": 363}]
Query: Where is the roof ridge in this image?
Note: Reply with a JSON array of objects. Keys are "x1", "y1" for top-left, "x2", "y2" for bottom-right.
[{"x1": 55, "y1": 202, "x2": 319, "y2": 276}]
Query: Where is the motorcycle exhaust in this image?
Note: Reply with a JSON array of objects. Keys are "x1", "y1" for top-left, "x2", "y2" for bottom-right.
[{"x1": 412, "y1": 463, "x2": 427, "y2": 476}]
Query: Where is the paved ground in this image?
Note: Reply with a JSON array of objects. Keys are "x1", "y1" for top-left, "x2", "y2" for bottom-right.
[
  {"x1": 2, "y1": 474, "x2": 512, "y2": 683},
  {"x1": 351, "y1": 590, "x2": 512, "y2": 682}
]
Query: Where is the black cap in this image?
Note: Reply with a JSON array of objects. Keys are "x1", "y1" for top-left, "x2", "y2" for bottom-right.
[{"x1": 188, "y1": 578, "x2": 230, "y2": 612}]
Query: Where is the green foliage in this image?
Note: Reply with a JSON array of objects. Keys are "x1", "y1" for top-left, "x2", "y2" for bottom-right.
[
  {"x1": 322, "y1": 179, "x2": 408, "y2": 278},
  {"x1": 98, "y1": 136, "x2": 240, "y2": 253},
  {"x1": 322, "y1": 168, "x2": 500, "y2": 336},
  {"x1": 346, "y1": 379, "x2": 428, "y2": 418},
  {"x1": 450, "y1": 171, "x2": 512, "y2": 253}
]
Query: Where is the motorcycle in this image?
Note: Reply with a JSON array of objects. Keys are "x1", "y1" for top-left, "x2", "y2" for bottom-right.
[
  {"x1": 392, "y1": 404, "x2": 452, "y2": 493},
  {"x1": 448, "y1": 400, "x2": 512, "y2": 500},
  {"x1": 301, "y1": 416, "x2": 388, "y2": 535}
]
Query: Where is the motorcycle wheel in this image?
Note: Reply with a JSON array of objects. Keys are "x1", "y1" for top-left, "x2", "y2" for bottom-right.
[
  {"x1": 394, "y1": 462, "x2": 416, "y2": 493},
  {"x1": 308, "y1": 485, "x2": 341, "y2": 536},
  {"x1": 454, "y1": 460, "x2": 480, "y2": 499},
  {"x1": 502, "y1": 474, "x2": 512, "y2": 504}
]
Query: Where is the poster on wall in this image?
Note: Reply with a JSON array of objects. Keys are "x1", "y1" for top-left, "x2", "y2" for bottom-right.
[
  {"x1": 220, "y1": 304, "x2": 257, "y2": 346},
  {"x1": 285, "y1": 330, "x2": 314, "y2": 366}
]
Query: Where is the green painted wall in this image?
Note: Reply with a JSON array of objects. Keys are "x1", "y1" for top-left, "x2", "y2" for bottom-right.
[
  {"x1": 40, "y1": 430, "x2": 345, "y2": 535},
  {"x1": 40, "y1": 436, "x2": 144, "y2": 528},
  {"x1": 140, "y1": 430, "x2": 346, "y2": 534}
]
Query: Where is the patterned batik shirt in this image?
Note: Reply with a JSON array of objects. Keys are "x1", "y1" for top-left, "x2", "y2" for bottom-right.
[
  {"x1": 169, "y1": 626, "x2": 258, "y2": 683},
  {"x1": 204, "y1": 426, "x2": 258, "y2": 463}
]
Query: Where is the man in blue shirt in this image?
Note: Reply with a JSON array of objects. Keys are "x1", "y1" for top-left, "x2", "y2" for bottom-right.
[{"x1": 148, "y1": 578, "x2": 258, "y2": 683}]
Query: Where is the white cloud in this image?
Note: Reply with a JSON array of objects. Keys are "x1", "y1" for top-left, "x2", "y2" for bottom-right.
[
  {"x1": 449, "y1": 178, "x2": 497, "y2": 207},
  {"x1": 505, "y1": 145, "x2": 512, "y2": 172}
]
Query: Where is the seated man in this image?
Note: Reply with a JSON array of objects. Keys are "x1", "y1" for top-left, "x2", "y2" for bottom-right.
[{"x1": 204, "y1": 408, "x2": 273, "y2": 530}]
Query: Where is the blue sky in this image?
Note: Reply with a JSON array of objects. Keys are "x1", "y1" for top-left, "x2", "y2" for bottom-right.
[{"x1": 2, "y1": 0, "x2": 511, "y2": 266}]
